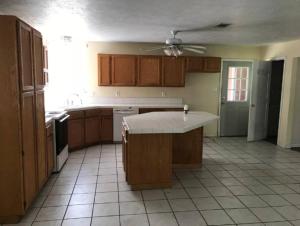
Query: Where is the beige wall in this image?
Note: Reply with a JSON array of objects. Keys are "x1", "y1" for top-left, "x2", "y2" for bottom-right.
[
  {"x1": 261, "y1": 39, "x2": 300, "y2": 147},
  {"x1": 87, "y1": 42, "x2": 262, "y2": 136}
]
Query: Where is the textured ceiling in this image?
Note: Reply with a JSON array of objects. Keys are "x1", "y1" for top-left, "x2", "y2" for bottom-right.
[{"x1": 1, "y1": 0, "x2": 300, "y2": 44}]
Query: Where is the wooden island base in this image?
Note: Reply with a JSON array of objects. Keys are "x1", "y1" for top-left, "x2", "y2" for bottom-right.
[{"x1": 122, "y1": 127, "x2": 203, "y2": 190}]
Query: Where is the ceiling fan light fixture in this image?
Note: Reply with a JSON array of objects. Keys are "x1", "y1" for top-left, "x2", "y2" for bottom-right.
[{"x1": 164, "y1": 48, "x2": 172, "y2": 56}]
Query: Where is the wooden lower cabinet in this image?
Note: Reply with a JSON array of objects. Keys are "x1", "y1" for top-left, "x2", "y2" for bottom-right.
[
  {"x1": 126, "y1": 133, "x2": 173, "y2": 189},
  {"x1": 85, "y1": 116, "x2": 100, "y2": 145},
  {"x1": 123, "y1": 127, "x2": 204, "y2": 190},
  {"x1": 68, "y1": 118, "x2": 85, "y2": 150},
  {"x1": 68, "y1": 109, "x2": 113, "y2": 151},
  {"x1": 46, "y1": 123, "x2": 54, "y2": 176},
  {"x1": 100, "y1": 116, "x2": 113, "y2": 142},
  {"x1": 21, "y1": 92, "x2": 37, "y2": 209}
]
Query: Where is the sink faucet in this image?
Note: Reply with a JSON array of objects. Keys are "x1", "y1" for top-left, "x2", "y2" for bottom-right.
[{"x1": 67, "y1": 93, "x2": 83, "y2": 106}]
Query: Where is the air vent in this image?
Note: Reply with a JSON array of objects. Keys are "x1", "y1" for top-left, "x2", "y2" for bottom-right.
[{"x1": 215, "y1": 23, "x2": 232, "y2": 28}]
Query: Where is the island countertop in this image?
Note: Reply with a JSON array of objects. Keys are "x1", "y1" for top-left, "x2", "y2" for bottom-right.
[{"x1": 123, "y1": 111, "x2": 219, "y2": 134}]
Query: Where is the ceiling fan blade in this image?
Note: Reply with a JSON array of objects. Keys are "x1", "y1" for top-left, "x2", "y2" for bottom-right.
[
  {"x1": 141, "y1": 46, "x2": 167, "y2": 52},
  {"x1": 181, "y1": 45, "x2": 207, "y2": 50},
  {"x1": 183, "y1": 47, "x2": 206, "y2": 54},
  {"x1": 173, "y1": 23, "x2": 232, "y2": 35}
]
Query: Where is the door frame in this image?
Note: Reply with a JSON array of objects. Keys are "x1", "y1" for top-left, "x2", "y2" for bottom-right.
[
  {"x1": 217, "y1": 59, "x2": 254, "y2": 137},
  {"x1": 266, "y1": 56, "x2": 287, "y2": 146},
  {"x1": 218, "y1": 57, "x2": 287, "y2": 145}
]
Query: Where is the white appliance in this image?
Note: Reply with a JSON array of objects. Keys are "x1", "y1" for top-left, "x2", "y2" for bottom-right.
[
  {"x1": 46, "y1": 111, "x2": 70, "y2": 172},
  {"x1": 113, "y1": 107, "x2": 139, "y2": 142}
]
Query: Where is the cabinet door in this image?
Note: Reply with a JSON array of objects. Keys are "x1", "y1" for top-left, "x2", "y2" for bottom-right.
[
  {"x1": 32, "y1": 29, "x2": 44, "y2": 90},
  {"x1": 137, "y1": 56, "x2": 161, "y2": 86},
  {"x1": 18, "y1": 21, "x2": 34, "y2": 91},
  {"x1": 35, "y1": 91, "x2": 47, "y2": 188},
  {"x1": 68, "y1": 119, "x2": 85, "y2": 150},
  {"x1": 162, "y1": 57, "x2": 185, "y2": 87},
  {"x1": 186, "y1": 57, "x2": 204, "y2": 72},
  {"x1": 85, "y1": 117, "x2": 100, "y2": 146},
  {"x1": 100, "y1": 116, "x2": 113, "y2": 143},
  {"x1": 98, "y1": 54, "x2": 111, "y2": 86},
  {"x1": 111, "y1": 55, "x2": 136, "y2": 86},
  {"x1": 21, "y1": 92, "x2": 37, "y2": 208},
  {"x1": 46, "y1": 124, "x2": 54, "y2": 176},
  {"x1": 203, "y1": 57, "x2": 221, "y2": 72}
]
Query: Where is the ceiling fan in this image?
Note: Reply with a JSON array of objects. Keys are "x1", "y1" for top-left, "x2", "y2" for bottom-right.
[{"x1": 144, "y1": 23, "x2": 231, "y2": 57}]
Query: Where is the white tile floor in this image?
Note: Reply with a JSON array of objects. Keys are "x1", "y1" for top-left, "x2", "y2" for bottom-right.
[{"x1": 4, "y1": 137, "x2": 300, "y2": 226}]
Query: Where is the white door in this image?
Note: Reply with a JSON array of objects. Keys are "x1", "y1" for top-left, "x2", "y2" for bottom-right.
[
  {"x1": 247, "y1": 61, "x2": 271, "y2": 141},
  {"x1": 220, "y1": 61, "x2": 252, "y2": 136}
]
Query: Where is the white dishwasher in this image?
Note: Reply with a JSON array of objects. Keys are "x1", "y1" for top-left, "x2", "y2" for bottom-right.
[{"x1": 113, "y1": 107, "x2": 139, "y2": 142}]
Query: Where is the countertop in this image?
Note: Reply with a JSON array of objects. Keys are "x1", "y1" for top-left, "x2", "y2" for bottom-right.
[
  {"x1": 65, "y1": 103, "x2": 184, "y2": 111},
  {"x1": 45, "y1": 103, "x2": 184, "y2": 123},
  {"x1": 123, "y1": 111, "x2": 219, "y2": 134}
]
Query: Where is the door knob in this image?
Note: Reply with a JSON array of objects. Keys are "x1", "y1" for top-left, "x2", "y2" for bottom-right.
[{"x1": 251, "y1": 104, "x2": 255, "y2": 107}]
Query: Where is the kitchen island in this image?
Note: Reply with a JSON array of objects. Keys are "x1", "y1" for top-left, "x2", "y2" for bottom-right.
[{"x1": 122, "y1": 111, "x2": 218, "y2": 190}]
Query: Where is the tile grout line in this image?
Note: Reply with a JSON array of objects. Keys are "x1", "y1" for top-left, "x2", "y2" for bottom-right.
[
  {"x1": 90, "y1": 144, "x2": 102, "y2": 226},
  {"x1": 60, "y1": 147, "x2": 87, "y2": 225}
]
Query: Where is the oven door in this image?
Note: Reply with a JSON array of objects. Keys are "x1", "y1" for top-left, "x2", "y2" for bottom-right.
[{"x1": 55, "y1": 114, "x2": 69, "y2": 155}]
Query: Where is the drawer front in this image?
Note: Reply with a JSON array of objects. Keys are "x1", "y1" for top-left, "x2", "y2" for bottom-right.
[
  {"x1": 85, "y1": 109, "x2": 101, "y2": 117},
  {"x1": 101, "y1": 108, "x2": 113, "y2": 116},
  {"x1": 68, "y1": 111, "x2": 84, "y2": 119}
]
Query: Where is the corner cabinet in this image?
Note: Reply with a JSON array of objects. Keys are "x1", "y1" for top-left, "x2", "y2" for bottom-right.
[
  {"x1": 186, "y1": 57, "x2": 221, "y2": 73},
  {"x1": 68, "y1": 108, "x2": 113, "y2": 151},
  {"x1": 68, "y1": 111, "x2": 85, "y2": 150},
  {"x1": 203, "y1": 57, "x2": 221, "y2": 72},
  {"x1": 0, "y1": 16, "x2": 47, "y2": 223}
]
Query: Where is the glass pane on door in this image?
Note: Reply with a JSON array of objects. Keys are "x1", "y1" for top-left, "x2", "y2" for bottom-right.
[{"x1": 226, "y1": 66, "x2": 249, "y2": 102}]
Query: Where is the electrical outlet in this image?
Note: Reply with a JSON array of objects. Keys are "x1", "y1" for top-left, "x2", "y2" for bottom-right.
[
  {"x1": 161, "y1": 91, "x2": 166, "y2": 97},
  {"x1": 115, "y1": 90, "x2": 120, "y2": 97}
]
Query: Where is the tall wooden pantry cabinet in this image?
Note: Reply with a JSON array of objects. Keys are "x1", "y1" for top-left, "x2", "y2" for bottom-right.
[{"x1": 0, "y1": 16, "x2": 47, "y2": 223}]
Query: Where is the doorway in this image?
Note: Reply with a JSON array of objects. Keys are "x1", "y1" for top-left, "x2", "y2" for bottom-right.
[
  {"x1": 220, "y1": 61, "x2": 252, "y2": 136},
  {"x1": 265, "y1": 60, "x2": 284, "y2": 144}
]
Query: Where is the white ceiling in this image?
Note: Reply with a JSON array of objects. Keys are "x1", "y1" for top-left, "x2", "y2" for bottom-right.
[{"x1": 1, "y1": 0, "x2": 300, "y2": 45}]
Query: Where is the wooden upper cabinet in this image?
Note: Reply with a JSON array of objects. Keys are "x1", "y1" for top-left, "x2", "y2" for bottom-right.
[
  {"x1": 18, "y1": 21, "x2": 34, "y2": 91},
  {"x1": 137, "y1": 56, "x2": 161, "y2": 86},
  {"x1": 162, "y1": 56, "x2": 185, "y2": 87},
  {"x1": 111, "y1": 55, "x2": 136, "y2": 86},
  {"x1": 186, "y1": 57, "x2": 204, "y2": 72},
  {"x1": 21, "y1": 92, "x2": 37, "y2": 208},
  {"x1": 203, "y1": 57, "x2": 221, "y2": 73},
  {"x1": 35, "y1": 90, "x2": 47, "y2": 189},
  {"x1": 98, "y1": 54, "x2": 111, "y2": 86},
  {"x1": 32, "y1": 30, "x2": 44, "y2": 90}
]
